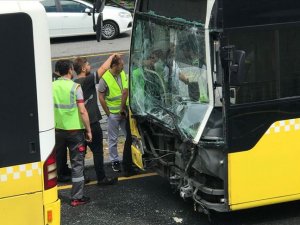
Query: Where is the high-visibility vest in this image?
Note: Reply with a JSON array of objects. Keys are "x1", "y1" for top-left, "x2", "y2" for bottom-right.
[
  {"x1": 131, "y1": 67, "x2": 145, "y2": 111},
  {"x1": 199, "y1": 67, "x2": 209, "y2": 103},
  {"x1": 102, "y1": 70, "x2": 128, "y2": 114},
  {"x1": 52, "y1": 78, "x2": 84, "y2": 130}
]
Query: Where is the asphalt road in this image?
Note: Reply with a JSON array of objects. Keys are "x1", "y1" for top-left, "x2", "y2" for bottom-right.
[
  {"x1": 59, "y1": 167, "x2": 207, "y2": 225},
  {"x1": 59, "y1": 165, "x2": 300, "y2": 225},
  {"x1": 52, "y1": 36, "x2": 300, "y2": 225},
  {"x1": 50, "y1": 31, "x2": 131, "y2": 58}
]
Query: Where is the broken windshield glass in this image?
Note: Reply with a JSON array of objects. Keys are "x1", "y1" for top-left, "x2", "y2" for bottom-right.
[{"x1": 130, "y1": 13, "x2": 209, "y2": 139}]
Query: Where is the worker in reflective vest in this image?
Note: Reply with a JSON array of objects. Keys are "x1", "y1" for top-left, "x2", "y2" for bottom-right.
[
  {"x1": 53, "y1": 59, "x2": 92, "y2": 207},
  {"x1": 98, "y1": 55, "x2": 136, "y2": 176},
  {"x1": 53, "y1": 61, "x2": 71, "y2": 182}
]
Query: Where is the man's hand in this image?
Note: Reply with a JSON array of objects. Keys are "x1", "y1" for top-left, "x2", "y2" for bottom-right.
[
  {"x1": 97, "y1": 53, "x2": 122, "y2": 77},
  {"x1": 98, "y1": 92, "x2": 110, "y2": 117},
  {"x1": 179, "y1": 72, "x2": 189, "y2": 84},
  {"x1": 85, "y1": 130, "x2": 92, "y2": 142},
  {"x1": 120, "y1": 108, "x2": 127, "y2": 119}
]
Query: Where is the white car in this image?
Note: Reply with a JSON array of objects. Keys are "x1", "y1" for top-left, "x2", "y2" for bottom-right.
[{"x1": 40, "y1": 0, "x2": 133, "y2": 39}]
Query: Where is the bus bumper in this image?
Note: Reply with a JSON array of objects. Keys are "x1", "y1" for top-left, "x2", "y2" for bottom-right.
[{"x1": 44, "y1": 198, "x2": 61, "y2": 225}]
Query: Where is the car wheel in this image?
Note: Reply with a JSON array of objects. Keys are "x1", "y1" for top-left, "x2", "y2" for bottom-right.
[{"x1": 102, "y1": 21, "x2": 119, "y2": 40}]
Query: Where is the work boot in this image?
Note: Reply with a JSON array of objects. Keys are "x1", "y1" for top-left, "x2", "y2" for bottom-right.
[
  {"x1": 70, "y1": 196, "x2": 90, "y2": 207},
  {"x1": 111, "y1": 161, "x2": 121, "y2": 172},
  {"x1": 123, "y1": 167, "x2": 139, "y2": 177},
  {"x1": 97, "y1": 176, "x2": 118, "y2": 186}
]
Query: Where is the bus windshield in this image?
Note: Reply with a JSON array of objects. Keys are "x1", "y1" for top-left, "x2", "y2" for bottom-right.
[{"x1": 130, "y1": 14, "x2": 209, "y2": 139}]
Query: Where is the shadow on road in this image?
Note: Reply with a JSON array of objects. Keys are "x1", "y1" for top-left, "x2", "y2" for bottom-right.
[{"x1": 50, "y1": 32, "x2": 131, "y2": 44}]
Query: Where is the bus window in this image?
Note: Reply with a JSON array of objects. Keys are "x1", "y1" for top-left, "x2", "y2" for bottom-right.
[
  {"x1": 279, "y1": 27, "x2": 300, "y2": 98},
  {"x1": 0, "y1": 13, "x2": 40, "y2": 168},
  {"x1": 227, "y1": 24, "x2": 300, "y2": 104}
]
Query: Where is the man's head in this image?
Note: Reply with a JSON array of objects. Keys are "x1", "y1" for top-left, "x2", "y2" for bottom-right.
[
  {"x1": 56, "y1": 59, "x2": 74, "y2": 78},
  {"x1": 150, "y1": 50, "x2": 163, "y2": 64},
  {"x1": 54, "y1": 60, "x2": 62, "y2": 75},
  {"x1": 110, "y1": 55, "x2": 124, "y2": 75},
  {"x1": 149, "y1": 53, "x2": 158, "y2": 64},
  {"x1": 52, "y1": 60, "x2": 62, "y2": 78},
  {"x1": 73, "y1": 57, "x2": 91, "y2": 76}
]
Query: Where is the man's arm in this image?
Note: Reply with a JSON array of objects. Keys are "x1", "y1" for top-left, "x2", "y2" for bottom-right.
[
  {"x1": 98, "y1": 92, "x2": 110, "y2": 117},
  {"x1": 120, "y1": 88, "x2": 128, "y2": 115},
  {"x1": 121, "y1": 71, "x2": 129, "y2": 116},
  {"x1": 97, "y1": 54, "x2": 118, "y2": 78},
  {"x1": 77, "y1": 102, "x2": 92, "y2": 142},
  {"x1": 75, "y1": 86, "x2": 92, "y2": 141},
  {"x1": 179, "y1": 72, "x2": 189, "y2": 84}
]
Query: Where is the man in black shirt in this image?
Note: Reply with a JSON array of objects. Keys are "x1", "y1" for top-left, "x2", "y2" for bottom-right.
[{"x1": 73, "y1": 55, "x2": 117, "y2": 185}]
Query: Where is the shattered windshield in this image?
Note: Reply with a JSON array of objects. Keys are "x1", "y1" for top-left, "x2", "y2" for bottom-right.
[{"x1": 130, "y1": 14, "x2": 209, "y2": 139}]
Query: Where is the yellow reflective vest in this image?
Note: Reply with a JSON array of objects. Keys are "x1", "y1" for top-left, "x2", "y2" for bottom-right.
[
  {"x1": 102, "y1": 70, "x2": 128, "y2": 114},
  {"x1": 52, "y1": 78, "x2": 84, "y2": 130}
]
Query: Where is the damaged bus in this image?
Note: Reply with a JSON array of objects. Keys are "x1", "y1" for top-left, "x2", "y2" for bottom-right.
[{"x1": 128, "y1": 0, "x2": 300, "y2": 213}]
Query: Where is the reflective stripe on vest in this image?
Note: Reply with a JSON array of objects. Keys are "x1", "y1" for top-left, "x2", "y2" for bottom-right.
[
  {"x1": 102, "y1": 70, "x2": 128, "y2": 114},
  {"x1": 52, "y1": 79, "x2": 84, "y2": 130},
  {"x1": 106, "y1": 95, "x2": 122, "y2": 101},
  {"x1": 54, "y1": 82, "x2": 78, "y2": 109}
]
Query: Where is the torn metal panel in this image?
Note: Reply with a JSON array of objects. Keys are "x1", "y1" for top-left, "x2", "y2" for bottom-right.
[{"x1": 192, "y1": 147, "x2": 226, "y2": 180}]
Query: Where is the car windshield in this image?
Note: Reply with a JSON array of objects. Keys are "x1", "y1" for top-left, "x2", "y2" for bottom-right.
[{"x1": 130, "y1": 13, "x2": 209, "y2": 139}]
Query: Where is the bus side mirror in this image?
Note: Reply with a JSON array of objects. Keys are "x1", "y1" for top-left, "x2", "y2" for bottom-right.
[
  {"x1": 230, "y1": 50, "x2": 245, "y2": 86},
  {"x1": 93, "y1": 0, "x2": 106, "y2": 42}
]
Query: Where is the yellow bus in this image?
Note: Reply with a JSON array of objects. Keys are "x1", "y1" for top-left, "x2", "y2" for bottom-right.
[
  {"x1": 0, "y1": 1, "x2": 60, "y2": 224},
  {"x1": 128, "y1": 0, "x2": 300, "y2": 214}
]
